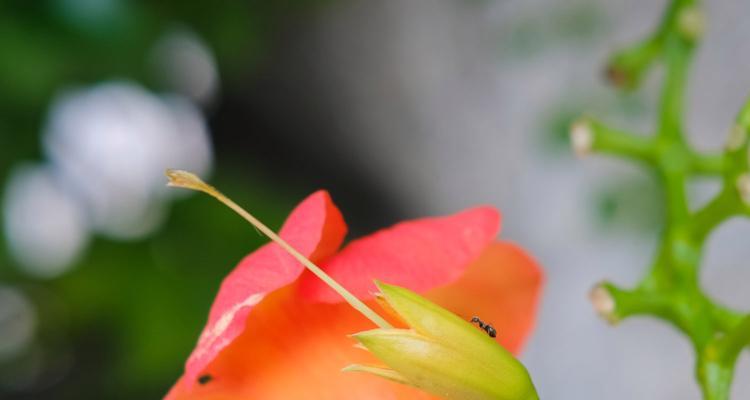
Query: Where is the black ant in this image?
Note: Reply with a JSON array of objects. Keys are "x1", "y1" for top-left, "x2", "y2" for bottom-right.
[
  {"x1": 198, "y1": 374, "x2": 213, "y2": 385},
  {"x1": 470, "y1": 316, "x2": 497, "y2": 338}
]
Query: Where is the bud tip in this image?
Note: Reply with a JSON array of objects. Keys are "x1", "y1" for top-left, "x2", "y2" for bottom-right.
[
  {"x1": 678, "y1": 6, "x2": 706, "y2": 42},
  {"x1": 570, "y1": 119, "x2": 594, "y2": 156},
  {"x1": 165, "y1": 169, "x2": 212, "y2": 193},
  {"x1": 590, "y1": 284, "x2": 618, "y2": 324}
]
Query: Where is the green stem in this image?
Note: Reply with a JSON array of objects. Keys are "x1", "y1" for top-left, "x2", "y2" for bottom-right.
[
  {"x1": 689, "y1": 152, "x2": 727, "y2": 175},
  {"x1": 655, "y1": 31, "x2": 694, "y2": 225},
  {"x1": 597, "y1": 283, "x2": 675, "y2": 323},
  {"x1": 584, "y1": 119, "x2": 656, "y2": 163},
  {"x1": 715, "y1": 314, "x2": 750, "y2": 365},
  {"x1": 711, "y1": 303, "x2": 745, "y2": 333},
  {"x1": 658, "y1": 27, "x2": 693, "y2": 139},
  {"x1": 689, "y1": 187, "x2": 741, "y2": 242},
  {"x1": 662, "y1": 169, "x2": 690, "y2": 225},
  {"x1": 698, "y1": 356, "x2": 733, "y2": 400}
]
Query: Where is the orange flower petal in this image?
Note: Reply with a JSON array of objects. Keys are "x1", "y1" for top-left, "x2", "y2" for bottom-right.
[
  {"x1": 168, "y1": 191, "x2": 542, "y2": 399},
  {"x1": 182, "y1": 190, "x2": 347, "y2": 386},
  {"x1": 166, "y1": 284, "x2": 438, "y2": 400},
  {"x1": 425, "y1": 241, "x2": 544, "y2": 354},
  {"x1": 166, "y1": 241, "x2": 542, "y2": 400},
  {"x1": 297, "y1": 206, "x2": 501, "y2": 303}
]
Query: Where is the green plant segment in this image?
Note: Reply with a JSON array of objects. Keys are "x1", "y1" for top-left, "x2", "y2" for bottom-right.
[{"x1": 572, "y1": 0, "x2": 750, "y2": 399}]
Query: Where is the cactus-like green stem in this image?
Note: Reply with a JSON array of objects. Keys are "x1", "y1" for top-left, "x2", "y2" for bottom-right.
[
  {"x1": 575, "y1": 1, "x2": 750, "y2": 398},
  {"x1": 715, "y1": 314, "x2": 750, "y2": 365}
]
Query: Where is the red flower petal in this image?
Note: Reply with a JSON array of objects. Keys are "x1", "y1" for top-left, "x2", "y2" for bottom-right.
[
  {"x1": 426, "y1": 241, "x2": 544, "y2": 354},
  {"x1": 297, "y1": 206, "x2": 501, "y2": 303},
  {"x1": 182, "y1": 190, "x2": 347, "y2": 387}
]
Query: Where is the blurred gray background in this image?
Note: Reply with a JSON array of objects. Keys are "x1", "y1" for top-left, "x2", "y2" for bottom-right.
[{"x1": 252, "y1": 0, "x2": 750, "y2": 398}]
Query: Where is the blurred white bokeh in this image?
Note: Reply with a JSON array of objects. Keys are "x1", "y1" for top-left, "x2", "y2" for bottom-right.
[
  {"x1": 150, "y1": 28, "x2": 220, "y2": 105},
  {"x1": 0, "y1": 286, "x2": 36, "y2": 361},
  {"x1": 3, "y1": 164, "x2": 89, "y2": 277},
  {"x1": 43, "y1": 81, "x2": 213, "y2": 239},
  {"x1": 3, "y1": 80, "x2": 213, "y2": 276}
]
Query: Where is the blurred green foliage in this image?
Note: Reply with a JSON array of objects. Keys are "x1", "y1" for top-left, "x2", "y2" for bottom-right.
[
  {"x1": 0, "y1": 167, "x2": 300, "y2": 398},
  {"x1": 593, "y1": 172, "x2": 664, "y2": 233},
  {"x1": 0, "y1": 0, "x2": 328, "y2": 183},
  {"x1": 0, "y1": 0, "x2": 329, "y2": 398},
  {"x1": 497, "y1": 0, "x2": 605, "y2": 58}
]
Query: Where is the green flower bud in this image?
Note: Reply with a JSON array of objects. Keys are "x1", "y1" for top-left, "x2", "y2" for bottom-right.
[
  {"x1": 345, "y1": 282, "x2": 539, "y2": 400},
  {"x1": 677, "y1": 6, "x2": 705, "y2": 42}
]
